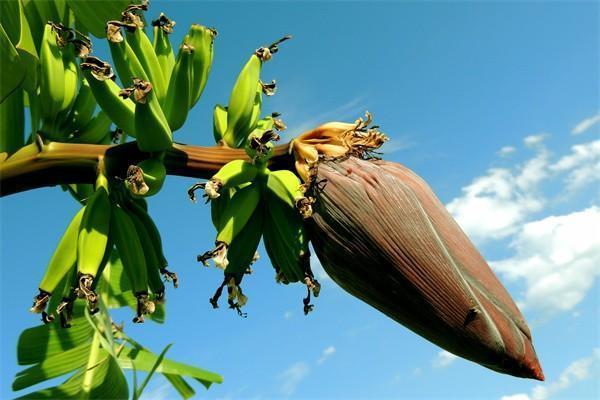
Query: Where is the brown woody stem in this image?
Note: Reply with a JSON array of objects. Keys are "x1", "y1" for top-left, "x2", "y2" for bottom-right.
[{"x1": 0, "y1": 141, "x2": 293, "y2": 196}]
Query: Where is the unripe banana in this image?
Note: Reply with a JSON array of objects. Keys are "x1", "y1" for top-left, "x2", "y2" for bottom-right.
[
  {"x1": 76, "y1": 174, "x2": 111, "y2": 312},
  {"x1": 263, "y1": 170, "x2": 319, "y2": 308},
  {"x1": 152, "y1": 14, "x2": 176, "y2": 84},
  {"x1": 198, "y1": 159, "x2": 259, "y2": 200},
  {"x1": 121, "y1": 78, "x2": 172, "y2": 152},
  {"x1": 0, "y1": 87, "x2": 24, "y2": 155},
  {"x1": 221, "y1": 54, "x2": 260, "y2": 148},
  {"x1": 198, "y1": 182, "x2": 262, "y2": 269},
  {"x1": 81, "y1": 56, "x2": 136, "y2": 137},
  {"x1": 212, "y1": 104, "x2": 227, "y2": 143},
  {"x1": 224, "y1": 204, "x2": 264, "y2": 277},
  {"x1": 222, "y1": 36, "x2": 289, "y2": 147},
  {"x1": 106, "y1": 21, "x2": 148, "y2": 88},
  {"x1": 162, "y1": 41, "x2": 193, "y2": 131},
  {"x1": 125, "y1": 204, "x2": 166, "y2": 301},
  {"x1": 125, "y1": 156, "x2": 167, "y2": 197},
  {"x1": 126, "y1": 198, "x2": 177, "y2": 287},
  {"x1": 187, "y1": 24, "x2": 217, "y2": 108},
  {"x1": 63, "y1": 78, "x2": 97, "y2": 133},
  {"x1": 71, "y1": 111, "x2": 113, "y2": 144},
  {"x1": 39, "y1": 23, "x2": 65, "y2": 120},
  {"x1": 124, "y1": 24, "x2": 167, "y2": 102},
  {"x1": 30, "y1": 206, "x2": 86, "y2": 320},
  {"x1": 110, "y1": 203, "x2": 154, "y2": 323},
  {"x1": 60, "y1": 41, "x2": 79, "y2": 113}
]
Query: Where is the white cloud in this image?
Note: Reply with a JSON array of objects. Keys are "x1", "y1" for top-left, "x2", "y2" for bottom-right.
[
  {"x1": 140, "y1": 382, "x2": 173, "y2": 400},
  {"x1": 550, "y1": 140, "x2": 600, "y2": 193},
  {"x1": 283, "y1": 311, "x2": 293, "y2": 320},
  {"x1": 317, "y1": 346, "x2": 336, "y2": 365},
  {"x1": 491, "y1": 206, "x2": 600, "y2": 315},
  {"x1": 447, "y1": 139, "x2": 600, "y2": 242},
  {"x1": 432, "y1": 350, "x2": 459, "y2": 368},
  {"x1": 524, "y1": 134, "x2": 547, "y2": 147},
  {"x1": 498, "y1": 146, "x2": 517, "y2": 157},
  {"x1": 572, "y1": 112, "x2": 600, "y2": 135},
  {"x1": 500, "y1": 395, "x2": 531, "y2": 400},
  {"x1": 501, "y1": 349, "x2": 600, "y2": 400},
  {"x1": 446, "y1": 163, "x2": 546, "y2": 242},
  {"x1": 278, "y1": 362, "x2": 310, "y2": 396}
]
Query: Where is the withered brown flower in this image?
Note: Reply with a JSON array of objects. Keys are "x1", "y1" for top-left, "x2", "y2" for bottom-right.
[{"x1": 306, "y1": 156, "x2": 544, "y2": 381}]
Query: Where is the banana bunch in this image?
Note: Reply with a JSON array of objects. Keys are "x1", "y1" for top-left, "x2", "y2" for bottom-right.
[
  {"x1": 30, "y1": 172, "x2": 178, "y2": 326},
  {"x1": 190, "y1": 156, "x2": 320, "y2": 316},
  {"x1": 215, "y1": 36, "x2": 290, "y2": 148}
]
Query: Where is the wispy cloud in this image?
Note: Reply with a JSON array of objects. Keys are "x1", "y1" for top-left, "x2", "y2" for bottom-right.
[
  {"x1": 501, "y1": 348, "x2": 600, "y2": 400},
  {"x1": 317, "y1": 345, "x2": 336, "y2": 365},
  {"x1": 498, "y1": 146, "x2": 517, "y2": 157},
  {"x1": 572, "y1": 112, "x2": 600, "y2": 135},
  {"x1": 140, "y1": 382, "x2": 173, "y2": 400},
  {"x1": 432, "y1": 350, "x2": 459, "y2": 368},
  {"x1": 283, "y1": 311, "x2": 293, "y2": 320},
  {"x1": 524, "y1": 133, "x2": 547, "y2": 147},
  {"x1": 278, "y1": 362, "x2": 310, "y2": 397}
]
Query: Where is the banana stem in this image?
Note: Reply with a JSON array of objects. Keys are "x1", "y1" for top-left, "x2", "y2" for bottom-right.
[{"x1": 0, "y1": 141, "x2": 293, "y2": 196}]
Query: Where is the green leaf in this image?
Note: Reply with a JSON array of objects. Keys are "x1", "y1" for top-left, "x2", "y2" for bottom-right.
[
  {"x1": 12, "y1": 343, "x2": 91, "y2": 391},
  {"x1": 15, "y1": 0, "x2": 39, "y2": 93},
  {"x1": 0, "y1": 23, "x2": 25, "y2": 103},
  {"x1": 17, "y1": 313, "x2": 93, "y2": 365},
  {"x1": 16, "y1": 350, "x2": 129, "y2": 400},
  {"x1": 134, "y1": 344, "x2": 172, "y2": 400},
  {"x1": 118, "y1": 344, "x2": 223, "y2": 389},
  {"x1": 164, "y1": 373, "x2": 196, "y2": 399}
]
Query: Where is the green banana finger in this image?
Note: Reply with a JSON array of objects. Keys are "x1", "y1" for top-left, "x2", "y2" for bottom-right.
[
  {"x1": 39, "y1": 23, "x2": 65, "y2": 120},
  {"x1": 152, "y1": 13, "x2": 176, "y2": 84},
  {"x1": 63, "y1": 77, "x2": 97, "y2": 133},
  {"x1": 110, "y1": 202, "x2": 154, "y2": 323},
  {"x1": 187, "y1": 24, "x2": 217, "y2": 108},
  {"x1": 76, "y1": 174, "x2": 111, "y2": 312},
  {"x1": 30, "y1": 206, "x2": 86, "y2": 319},
  {"x1": 81, "y1": 56, "x2": 136, "y2": 137},
  {"x1": 163, "y1": 41, "x2": 193, "y2": 131},
  {"x1": 124, "y1": 21, "x2": 167, "y2": 103},
  {"x1": 212, "y1": 104, "x2": 227, "y2": 144},
  {"x1": 106, "y1": 21, "x2": 148, "y2": 88},
  {"x1": 193, "y1": 159, "x2": 259, "y2": 201}
]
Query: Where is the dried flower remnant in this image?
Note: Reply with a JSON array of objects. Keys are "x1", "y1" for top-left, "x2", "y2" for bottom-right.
[{"x1": 306, "y1": 156, "x2": 544, "y2": 380}]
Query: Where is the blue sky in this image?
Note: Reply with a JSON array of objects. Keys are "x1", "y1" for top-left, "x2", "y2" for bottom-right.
[{"x1": 1, "y1": 1, "x2": 599, "y2": 399}]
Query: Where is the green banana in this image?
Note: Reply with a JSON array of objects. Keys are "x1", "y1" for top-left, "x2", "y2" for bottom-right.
[
  {"x1": 39, "y1": 23, "x2": 65, "y2": 120},
  {"x1": 81, "y1": 56, "x2": 136, "y2": 137},
  {"x1": 60, "y1": 40, "x2": 79, "y2": 114},
  {"x1": 222, "y1": 36, "x2": 289, "y2": 147},
  {"x1": 152, "y1": 13, "x2": 176, "y2": 84},
  {"x1": 30, "y1": 206, "x2": 86, "y2": 320},
  {"x1": 198, "y1": 182, "x2": 262, "y2": 269},
  {"x1": 0, "y1": 87, "x2": 24, "y2": 155},
  {"x1": 126, "y1": 198, "x2": 177, "y2": 287},
  {"x1": 190, "y1": 159, "x2": 259, "y2": 202},
  {"x1": 72, "y1": 111, "x2": 113, "y2": 144},
  {"x1": 162, "y1": 41, "x2": 193, "y2": 131},
  {"x1": 125, "y1": 156, "x2": 166, "y2": 197},
  {"x1": 263, "y1": 170, "x2": 319, "y2": 310},
  {"x1": 212, "y1": 104, "x2": 227, "y2": 143},
  {"x1": 63, "y1": 77, "x2": 97, "y2": 133},
  {"x1": 125, "y1": 204, "x2": 166, "y2": 301},
  {"x1": 187, "y1": 24, "x2": 217, "y2": 108},
  {"x1": 124, "y1": 23, "x2": 167, "y2": 102},
  {"x1": 110, "y1": 203, "x2": 154, "y2": 323},
  {"x1": 106, "y1": 21, "x2": 148, "y2": 88},
  {"x1": 224, "y1": 205, "x2": 264, "y2": 277},
  {"x1": 75, "y1": 174, "x2": 111, "y2": 312},
  {"x1": 120, "y1": 78, "x2": 172, "y2": 152}
]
